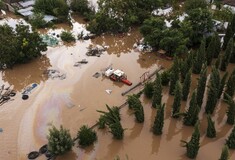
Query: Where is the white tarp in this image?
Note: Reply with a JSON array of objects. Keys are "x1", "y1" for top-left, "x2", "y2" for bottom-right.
[{"x1": 19, "y1": 0, "x2": 35, "y2": 8}]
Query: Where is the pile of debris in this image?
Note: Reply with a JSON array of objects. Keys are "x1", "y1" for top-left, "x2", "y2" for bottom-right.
[
  {"x1": 77, "y1": 31, "x2": 96, "y2": 40},
  {"x1": 86, "y1": 45, "x2": 106, "y2": 57},
  {"x1": 133, "y1": 39, "x2": 153, "y2": 53},
  {"x1": 43, "y1": 69, "x2": 66, "y2": 80},
  {"x1": 0, "y1": 85, "x2": 16, "y2": 106}
]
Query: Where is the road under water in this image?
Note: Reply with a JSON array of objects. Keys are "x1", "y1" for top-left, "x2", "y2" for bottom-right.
[{"x1": 0, "y1": 13, "x2": 234, "y2": 160}]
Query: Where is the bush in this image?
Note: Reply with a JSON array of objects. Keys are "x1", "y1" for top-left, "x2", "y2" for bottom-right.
[
  {"x1": 143, "y1": 82, "x2": 154, "y2": 98},
  {"x1": 161, "y1": 70, "x2": 170, "y2": 86},
  {"x1": 29, "y1": 13, "x2": 48, "y2": 29},
  {"x1": 60, "y1": 31, "x2": 76, "y2": 42},
  {"x1": 47, "y1": 125, "x2": 73, "y2": 155},
  {"x1": 77, "y1": 125, "x2": 97, "y2": 147}
]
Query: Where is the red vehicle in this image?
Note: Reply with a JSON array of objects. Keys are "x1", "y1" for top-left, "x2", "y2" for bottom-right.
[{"x1": 105, "y1": 69, "x2": 132, "y2": 86}]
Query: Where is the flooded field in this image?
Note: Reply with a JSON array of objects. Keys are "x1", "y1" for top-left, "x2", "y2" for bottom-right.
[{"x1": 0, "y1": 12, "x2": 235, "y2": 160}]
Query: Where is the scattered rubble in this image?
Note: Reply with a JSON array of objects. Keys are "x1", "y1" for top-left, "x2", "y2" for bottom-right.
[
  {"x1": 86, "y1": 44, "x2": 106, "y2": 57},
  {"x1": 43, "y1": 69, "x2": 66, "y2": 80},
  {"x1": 0, "y1": 85, "x2": 16, "y2": 106}
]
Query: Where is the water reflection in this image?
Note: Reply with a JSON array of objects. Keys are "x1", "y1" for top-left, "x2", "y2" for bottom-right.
[
  {"x1": 91, "y1": 28, "x2": 141, "y2": 56},
  {"x1": 1, "y1": 55, "x2": 51, "y2": 91}
]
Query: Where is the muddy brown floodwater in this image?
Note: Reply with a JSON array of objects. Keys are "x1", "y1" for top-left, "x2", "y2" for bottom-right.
[{"x1": 0, "y1": 13, "x2": 235, "y2": 160}]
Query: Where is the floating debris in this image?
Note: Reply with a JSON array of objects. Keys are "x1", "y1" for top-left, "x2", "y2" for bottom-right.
[
  {"x1": 27, "y1": 151, "x2": 39, "y2": 159},
  {"x1": 92, "y1": 72, "x2": 101, "y2": 78},
  {"x1": 86, "y1": 44, "x2": 106, "y2": 57},
  {"x1": 0, "y1": 85, "x2": 16, "y2": 106},
  {"x1": 74, "y1": 59, "x2": 88, "y2": 67},
  {"x1": 133, "y1": 39, "x2": 152, "y2": 53},
  {"x1": 39, "y1": 144, "x2": 48, "y2": 154},
  {"x1": 43, "y1": 69, "x2": 66, "y2": 80},
  {"x1": 105, "y1": 89, "x2": 112, "y2": 94}
]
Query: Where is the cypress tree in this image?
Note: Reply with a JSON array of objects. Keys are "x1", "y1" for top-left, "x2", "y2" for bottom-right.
[
  {"x1": 226, "y1": 125, "x2": 235, "y2": 149},
  {"x1": 169, "y1": 57, "x2": 180, "y2": 95},
  {"x1": 215, "y1": 55, "x2": 221, "y2": 69},
  {"x1": 143, "y1": 82, "x2": 154, "y2": 98},
  {"x1": 181, "y1": 52, "x2": 193, "y2": 81},
  {"x1": 127, "y1": 94, "x2": 138, "y2": 109},
  {"x1": 130, "y1": 97, "x2": 145, "y2": 123},
  {"x1": 231, "y1": 14, "x2": 235, "y2": 33},
  {"x1": 193, "y1": 38, "x2": 206, "y2": 74},
  {"x1": 206, "y1": 35, "x2": 216, "y2": 65},
  {"x1": 182, "y1": 69, "x2": 192, "y2": 101},
  {"x1": 205, "y1": 67, "x2": 220, "y2": 114},
  {"x1": 183, "y1": 91, "x2": 200, "y2": 126},
  {"x1": 224, "y1": 94, "x2": 235, "y2": 125},
  {"x1": 152, "y1": 103, "x2": 165, "y2": 135},
  {"x1": 222, "y1": 24, "x2": 233, "y2": 50},
  {"x1": 218, "y1": 72, "x2": 228, "y2": 99},
  {"x1": 224, "y1": 72, "x2": 235, "y2": 100},
  {"x1": 181, "y1": 122, "x2": 200, "y2": 159},
  {"x1": 219, "y1": 145, "x2": 229, "y2": 160},
  {"x1": 220, "y1": 38, "x2": 234, "y2": 71},
  {"x1": 172, "y1": 81, "x2": 182, "y2": 118},
  {"x1": 230, "y1": 46, "x2": 235, "y2": 63},
  {"x1": 196, "y1": 65, "x2": 207, "y2": 108},
  {"x1": 206, "y1": 115, "x2": 216, "y2": 138},
  {"x1": 161, "y1": 69, "x2": 170, "y2": 86},
  {"x1": 214, "y1": 32, "x2": 221, "y2": 58},
  {"x1": 152, "y1": 73, "x2": 162, "y2": 108}
]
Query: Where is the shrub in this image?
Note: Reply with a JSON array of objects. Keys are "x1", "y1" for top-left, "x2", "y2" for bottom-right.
[
  {"x1": 77, "y1": 125, "x2": 97, "y2": 147},
  {"x1": 60, "y1": 31, "x2": 76, "y2": 42}
]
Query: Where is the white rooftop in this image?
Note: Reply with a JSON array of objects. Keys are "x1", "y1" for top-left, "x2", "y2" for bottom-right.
[{"x1": 19, "y1": 0, "x2": 35, "y2": 8}]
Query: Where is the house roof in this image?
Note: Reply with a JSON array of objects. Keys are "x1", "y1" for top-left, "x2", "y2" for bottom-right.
[{"x1": 223, "y1": 0, "x2": 235, "y2": 7}]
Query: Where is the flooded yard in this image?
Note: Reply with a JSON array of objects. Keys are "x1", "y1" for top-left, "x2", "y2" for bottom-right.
[{"x1": 0, "y1": 12, "x2": 235, "y2": 160}]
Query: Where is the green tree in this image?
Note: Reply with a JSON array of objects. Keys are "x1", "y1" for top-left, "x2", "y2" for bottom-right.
[
  {"x1": 29, "y1": 13, "x2": 48, "y2": 29},
  {"x1": 224, "y1": 94, "x2": 235, "y2": 125},
  {"x1": 186, "y1": 8, "x2": 213, "y2": 45},
  {"x1": 214, "y1": 33, "x2": 221, "y2": 58},
  {"x1": 34, "y1": 0, "x2": 69, "y2": 21},
  {"x1": 47, "y1": 125, "x2": 73, "y2": 155},
  {"x1": 183, "y1": 91, "x2": 200, "y2": 126},
  {"x1": 152, "y1": 103, "x2": 165, "y2": 135},
  {"x1": 231, "y1": 14, "x2": 235, "y2": 32},
  {"x1": 169, "y1": 57, "x2": 180, "y2": 95},
  {"x1": 184, "y1": 0, "x2": 207, "y2": 12},
  {"x1": 182, "y1": 69, "x2": 192, "y2": 101},
  {"x1": 215, "y1": 55, "x2": 221, "y2": 69},
  {"x1": 222, "y1": 24, "x2": 233, "y2": 50},
  {"x1": 230, "y1": 45, "x2": 235, "y2": 63},
  {"x1": 218, "y1": 72, "x2": 228, "y2": 99},
  {"x1": 205, "y1": 67, "x2": 220, "y2": 114},
  {"x1": 196, "y1": 64, "x2": 207, "y2": 108},
  {"x1": 181, "y1": 122, "x2": 200, "y2": 159},
  {"x1": 172, "y1": 81, "x2": 182, "y2": 118},
  {"x1": 60, "y1": 31, "x2": 76, "y2": 43},
  {"x1": 219, "y1": 145, "x2": 229, "y2": 160},
  {"x1": 127, "y1": 94, "x2": 139, "y2": 109},
  {"x1": 152, "y1": 73, "x2": 162, "y2": 108},
  {"x1": 220, "y1": 38, "x2": 234, "y2": 71},
  {"x1": 15, "y1": 24, "x2": 47, "y2": 64},
  {"x1": 71, "y1": 0, "x2": 94, "y2": 17},
  {"x1": 97, "y1": 105, "x2": 123, "y2": 139},
  {"x1": 161, "y1": 70, "x2": 170, "y2": 86},
  {"x1": 143, "y1": 82, "x2": 154, "y2": 98},
  {"x1": 226, "y1": 125, "x2": 235, "y2": 149},
  {"x1": 193, "y1": 39, "x2": 206, "y2": 74},
  {"x1": 206, "y1": 35, "x2": 216, "y2": 65},
  {"x1": 224, "y1": 72, "x2": 235, "y2": 100},
  {"x1": 0, "y1": 24, "x2": 18, "y2": 68},
  {"x1": 131, "y1": 97, "x2": 145, "y2": 123},
  {"x1": 206, "y1": 115, "x2": 216, "y2": 138},
  {"x1": 77, "y1": 125, "x2": 97, "y2": 147},
  {"x1": 181, "y1": 52, "x2": 193, "y2": 81}
]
